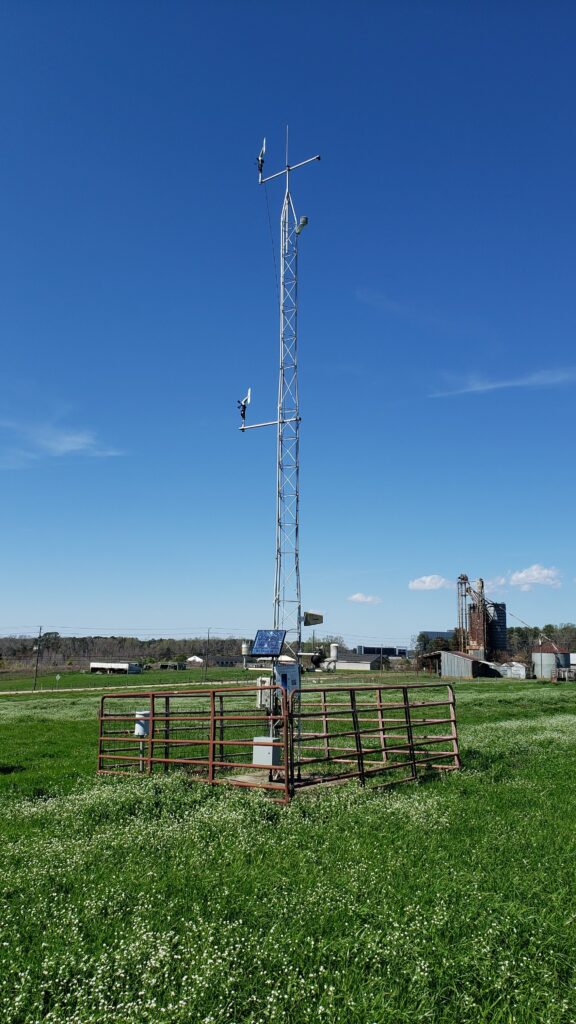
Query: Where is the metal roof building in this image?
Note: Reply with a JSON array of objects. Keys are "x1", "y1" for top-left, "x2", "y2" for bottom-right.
[
  {"x1": 335, "y1": 653, "x2": 383, "y2": 672},
  {"x1": 421, "y1": 651, "x2": 501, "y2": 680}
]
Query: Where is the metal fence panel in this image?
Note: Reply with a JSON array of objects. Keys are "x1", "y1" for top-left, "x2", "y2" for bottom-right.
[{"x1": 98, "y1": 682, "x2": 460, "y2": 802}]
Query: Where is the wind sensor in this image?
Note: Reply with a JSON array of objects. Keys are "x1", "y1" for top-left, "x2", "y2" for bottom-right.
[{"x1": 237, "y1": 387, "x2": 251, "y2": 425}]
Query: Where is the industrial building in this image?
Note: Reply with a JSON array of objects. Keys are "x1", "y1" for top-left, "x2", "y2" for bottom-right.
[
  {"x1": 355, "y1": 645, "x2": 408, "y2": 658},
  {"x1": 415, "y1": 575, "x2": 511, "y2": 680},
  {"x1": 457, "y1": 575, "x2": 507, "y2": 659},
  {"x1": 420, "y1": 630, "x2": 455, "y2": 643}
]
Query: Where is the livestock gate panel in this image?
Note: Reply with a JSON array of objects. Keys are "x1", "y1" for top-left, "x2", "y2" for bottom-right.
[
  {"x1": 293, "y1": 684, "x2": 460, "y2": 788},
  {"x1": 97, "y1": 686, "x2": 291, "y2": 801},
  {"x1": 98, "y1": 682, "x2": 460, "y2": 802}
]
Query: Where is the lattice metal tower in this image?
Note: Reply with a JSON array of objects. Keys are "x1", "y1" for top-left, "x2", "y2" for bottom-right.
[{"x1": 258, "y1": 135, "x2": 320, "y2": 657}]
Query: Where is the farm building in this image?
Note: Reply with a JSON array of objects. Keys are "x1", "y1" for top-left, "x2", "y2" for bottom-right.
[
  {"x1": 89, "y1": 661, "x2": 142, "y2": 675},
  {"x1": 335, "y1": 653, "x2": 383, "y2": 672},
  {"x1": 420, "y1": 651, "x2": 501, "y2": 680},
  {"x1": 210, "y1": 655, "x2": 245, "y2": 668},
  {"x1": 498, "y1": 661, "x2": 527, "y2": 679},
  {"x1": 532, "y1": 646, "x2": 571, "y2": 680}
]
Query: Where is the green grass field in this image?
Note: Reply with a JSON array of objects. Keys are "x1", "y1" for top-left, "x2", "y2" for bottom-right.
[
  {"x1": 1, "y1": 677, "x2": 575, "y2": 1022},
  {"x1": 0, "y1": 666, "x2": 264, "y2": 694}
]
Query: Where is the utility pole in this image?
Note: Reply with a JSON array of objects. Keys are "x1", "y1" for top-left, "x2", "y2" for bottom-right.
[
  {"x1": 202, "y1": 627, "x2": 210, "y2": 685},
  {"x1": 32, "y1": 626, "x2": 42, "y2": 691}
]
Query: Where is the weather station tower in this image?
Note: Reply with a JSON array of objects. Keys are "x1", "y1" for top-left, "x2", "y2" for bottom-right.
[{"x1": 238, "y1": 133, "x2": 320, "y2": 661}]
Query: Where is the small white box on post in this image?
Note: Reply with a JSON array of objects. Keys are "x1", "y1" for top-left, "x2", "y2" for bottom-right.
[
  {"x1": 255, "y1": 676, "x2": 273, "y2": 710},
  {"x1": 134, "y1": 710, "x2": 150, "y2": 772},
  {"x1": 134, "y1": 711, "x2": 150, "y2": 737}
]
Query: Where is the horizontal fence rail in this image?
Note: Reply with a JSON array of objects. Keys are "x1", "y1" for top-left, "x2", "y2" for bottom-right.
[{"x1": 97, "y1": 682, "x2": 461, "y2": 802}]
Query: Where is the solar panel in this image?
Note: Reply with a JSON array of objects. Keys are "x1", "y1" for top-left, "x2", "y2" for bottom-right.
[{"x1": 251, "y1": 629, "x2": 286, "y2": 657}]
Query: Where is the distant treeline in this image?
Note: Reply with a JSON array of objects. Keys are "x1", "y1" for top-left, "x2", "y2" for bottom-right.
[
  {"x1": 0, "y1": 632, "x2": 351, "y2": 670},
  {"x1": 6, "y1": 624, "x2": 572, "y2": 671},
  {"x1": 507, "y1": 624, "x2": 576, "y2": 657},
  {"x1": 0, "y1": 634, "x2": 242, "y2": 669}
]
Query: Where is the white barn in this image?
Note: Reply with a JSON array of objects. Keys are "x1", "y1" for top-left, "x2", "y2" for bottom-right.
[{"x1": 335, "y1": 653, "x2": 382, "y2": 672}]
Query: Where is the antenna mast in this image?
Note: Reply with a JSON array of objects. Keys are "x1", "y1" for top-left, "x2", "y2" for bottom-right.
[{"x1": 257, "y1": 132, "x2": 320, "y2": 657}]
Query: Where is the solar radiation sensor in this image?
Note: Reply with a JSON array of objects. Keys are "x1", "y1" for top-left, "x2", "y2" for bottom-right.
[{"x1": 251, "y1": 630, "x2": 286, "y2": 657}]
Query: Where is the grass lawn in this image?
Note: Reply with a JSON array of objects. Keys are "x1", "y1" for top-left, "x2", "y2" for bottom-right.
[
  {"x1": 0, "y1": 666, "x2": 264, "y2": 694},
  {"x1": 1, "y1": 677, "x2": 575, "y2": 1022}
]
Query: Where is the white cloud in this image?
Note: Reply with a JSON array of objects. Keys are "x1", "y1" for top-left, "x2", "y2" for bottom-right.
[
  {"x1": 431, "y1": 368, "x2": 576, "y2": 398},
  {"x1": 32, "y1": 426, "x2": 100, "y2": 455},
  {"x1": 408, "y1": 575, "x2": 454, "y2": 591},
  {"x1": 347, "y1": 592, "x2": 382, "y2": 605},
  {"x1": 0, "y1": 419, "x2": 122, "y2": 465},
  {"x1": 409, "y1": 565, "x2": 562, "y2": 596},
  {"x1": 508, "y1": 564, "x2": 561, "y2": 592},
  {"x1": 484, "y1": 575, "x2": 508, "y2": 592}
]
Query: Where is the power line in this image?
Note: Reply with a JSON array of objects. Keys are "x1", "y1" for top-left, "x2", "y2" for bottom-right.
[{"x1": 0, "y1": 624, "x2": 416, "y2": 647}]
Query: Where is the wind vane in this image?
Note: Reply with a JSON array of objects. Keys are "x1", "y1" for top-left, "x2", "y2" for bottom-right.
[{"x1": 237, "y1": 387, "x2": 251, "y2": 424}]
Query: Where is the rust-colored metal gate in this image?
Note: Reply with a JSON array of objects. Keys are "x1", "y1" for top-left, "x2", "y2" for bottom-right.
[{"x1": 97, "y1": 681, "x2": 460, "y2": 803}]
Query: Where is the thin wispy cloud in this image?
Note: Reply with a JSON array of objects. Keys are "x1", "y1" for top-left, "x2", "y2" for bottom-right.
[
  {"x1": 355, "y1": 287, "x2": 411, "y2": 317},
  {"x1": 0, "y1": 419, "x2": 123, "y2": 467},
  {"x1": 431, "y1": 368, "x2": 576, "y2": 398},
  {"x1": 0, "y1": 447, "x2": 38, "y2": 470},
  {"x1": 355, "y1": 286, "x2": 465, "y2": 335},
  {"x1": 408, "y1": 575, "x2": 454, "y2": 591},
  {"x1": 347, "y1": 592, "x2": 382, "y2": 605}
]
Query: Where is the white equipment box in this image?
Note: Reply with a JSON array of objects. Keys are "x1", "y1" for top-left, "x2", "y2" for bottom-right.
[
  {"x1": 274, "y1": 663, "x2": 301, "y2": 694},
  {"x1": 252, "y1": 736, "x2": 281, "y2": 767},
  {"x1": 255, "y1": 677, "x2": 273, "y2": 710}
]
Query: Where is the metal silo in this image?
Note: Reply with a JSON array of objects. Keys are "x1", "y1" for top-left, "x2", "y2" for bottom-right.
[
  {"x1": 532, "y1": 652, "x2": 558, "y2": 679},
  {"x1": 487, "y1": 603, "x2": 507, "y2": 654}
]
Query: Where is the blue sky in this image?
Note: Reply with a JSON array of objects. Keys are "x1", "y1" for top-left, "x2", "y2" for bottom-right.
[{"x1": 1, "y1": 1, "x2": 575, "y2": 646}]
